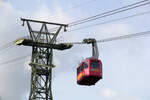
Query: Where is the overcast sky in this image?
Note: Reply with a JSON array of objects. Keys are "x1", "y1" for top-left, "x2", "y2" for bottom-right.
[{"x1": 0, "y1": 0, "x2": 150, "y2": 100}]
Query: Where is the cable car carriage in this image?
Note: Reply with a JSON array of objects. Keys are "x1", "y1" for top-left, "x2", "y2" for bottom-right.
[{"x1": 77, "y1": 39, "x2": 102, "y2": 86}]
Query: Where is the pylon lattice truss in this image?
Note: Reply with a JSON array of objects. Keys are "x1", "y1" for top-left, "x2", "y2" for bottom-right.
[{"x1": 15, "y1": 18, "x2": 73, "y2": 100}]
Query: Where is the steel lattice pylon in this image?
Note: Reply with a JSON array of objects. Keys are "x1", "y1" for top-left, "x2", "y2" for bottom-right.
[{"x1": 15, "y1": 18, "x2": 72, "y2": 100}]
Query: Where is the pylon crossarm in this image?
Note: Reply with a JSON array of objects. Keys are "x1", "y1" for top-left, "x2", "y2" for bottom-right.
[
  {"x1": 21, "y1": 18, "x2": 68, "y2": 27},
  {"x1": 14, "y1": 38, "x2": 73, "y2": 50}
]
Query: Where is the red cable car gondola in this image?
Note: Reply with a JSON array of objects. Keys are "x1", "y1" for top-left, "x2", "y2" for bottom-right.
[{"x1": 77, "y1": 39, "x2": 102, "y2": 86}]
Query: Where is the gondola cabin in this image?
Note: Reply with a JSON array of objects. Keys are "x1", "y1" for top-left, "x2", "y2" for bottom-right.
[{"x1": 77, "y1": 58, "x2": 102, "y2": 86}]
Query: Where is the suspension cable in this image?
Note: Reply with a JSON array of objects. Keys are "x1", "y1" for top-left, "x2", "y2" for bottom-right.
[
  {"x1": 62, "y1": 31, "x2": 150, "y2": 44},
  {"x1": 49, "y1": 0, "x2": 150, "y2": 32},
  {"x1": 68, "y1": 10, "x2": 150, "y2": 32},
  {"x1": 0, "y1": 41, "x2": 14, "y2": 52},
  {"x1": 69, "y1": 0, "x2": 150, "y2": 26}
]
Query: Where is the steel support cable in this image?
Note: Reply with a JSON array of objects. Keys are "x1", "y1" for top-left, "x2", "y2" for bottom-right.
[
  {"x1": 49, "y1": 9, "x2": 150, "y2": 36},
  {"x1": 97, "y1": 31, "x2": 150, "y2": 43},
  {"x1": 63, "y1": 31, "x2": 150, "y2": 44},
  {"x1": 0, "y1": 42, "x2": 13, "y2": 50},
  {"x1": 69, "y1": 0, "x2": 149, "y2": 25},
  {"x1": 68, "y1": 10, "x2": 150, "y2": 32},
  {"x1": 48, "y1": 0, "x2": 150, "y2": 32},
  {"x1": 0, "y1": 42, "x2": 14, "y2": 52},
  {"x1": 0, "y1": 46, "x2": 14, "y2": 55},
  {"x1": 0, "y1": 54, "x2": 30, "y2": 66},
  {"x1": 69, "y1": 0, "x2": 150, "y2": 26},
  {"x1": 69, "y1": 1, "x2": 150, "y2": 26},
  {"x1": 20, "y1": 30, "x2": 150, "y2": 45},
  {"x1": 49, "y1": 9, "x2": 150, "y2": 37}
]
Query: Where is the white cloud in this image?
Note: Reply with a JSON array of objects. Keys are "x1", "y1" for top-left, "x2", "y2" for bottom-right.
[
  {"x1": 94, "y1": 23, "x2": 133, "y2": 40},
  {"x1": 101, "y1": 88, "x2": 142, "y2": 100},
  {"x1": 32, "y1": 5, "x2": 72, "y2": 23},
  {"x1": 0, "y1": 1, "x2": 14, "y2": 31},
  {"x1": 101, "y1": 88, "x2": 118, "y2": 98}
]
